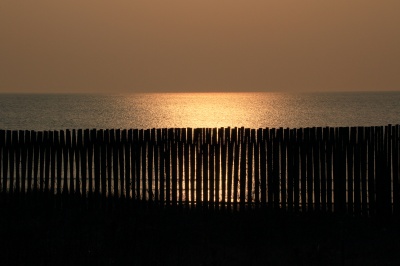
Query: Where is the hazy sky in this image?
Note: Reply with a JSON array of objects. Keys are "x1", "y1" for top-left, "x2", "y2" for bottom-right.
[{"x1": 1, "y1": 0, "x2": 399, "y2": 93}]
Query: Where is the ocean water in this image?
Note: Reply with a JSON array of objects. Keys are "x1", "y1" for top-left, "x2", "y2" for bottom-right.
[{"x1": 1, "y1": 92, "x2": 400, "y2": 130}]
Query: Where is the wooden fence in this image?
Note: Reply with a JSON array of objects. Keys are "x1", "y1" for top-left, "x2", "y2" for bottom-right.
[{"x1": 0, "y1": 125, "x2": 399, "y2": 216}]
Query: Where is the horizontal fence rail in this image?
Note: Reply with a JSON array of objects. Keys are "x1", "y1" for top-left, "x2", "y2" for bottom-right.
[{"x1": 0, "y1": 125, "x2": 399, "y2": 216}]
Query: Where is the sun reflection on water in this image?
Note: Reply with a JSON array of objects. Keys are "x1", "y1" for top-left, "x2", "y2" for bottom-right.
[{"x1": 123, "y1": 92, "x2": 287, "y2": 129}]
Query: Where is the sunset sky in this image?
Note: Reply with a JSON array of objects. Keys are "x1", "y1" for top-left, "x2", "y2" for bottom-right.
[{"x1": 1, "y1": 0, "x2": 399, "y2": 93}]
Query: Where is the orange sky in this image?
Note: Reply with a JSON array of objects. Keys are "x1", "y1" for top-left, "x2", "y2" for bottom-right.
[{"x1": 1, "y1": 0, "x2": 399, "y2": 93}]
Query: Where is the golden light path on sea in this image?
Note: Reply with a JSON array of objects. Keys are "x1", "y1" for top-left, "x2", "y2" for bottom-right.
[{"x1": 120, "y1": 92, "x2": 295, "y2": 129}]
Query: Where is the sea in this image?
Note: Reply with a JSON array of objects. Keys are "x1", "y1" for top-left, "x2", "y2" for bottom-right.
[{"x1": 1, "y1": 92, "x2": 400, "y2": 130}]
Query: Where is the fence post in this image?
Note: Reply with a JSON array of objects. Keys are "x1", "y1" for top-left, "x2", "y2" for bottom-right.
[
  {"x1": 383, "y1": 125, "x2": 392, "y2": 215},
  {"x1": 178, "y1": 135, "x2": 183, "y2": 208},
  {"x1": 188, "y1": 129, "x2": 194, "y2": 209},
  {"x1": 327, "y1": 127, "x2": 334, "y2": 213},
  {"x1": 233, "y1": 128, "x2": 239, "y2": 211},
  {"x1": 293, "y1": 128, "x2": 300, "y2": 213},
  {"x1": 98, "y1": 130, "x2": 105, "y2": 201},
  {"x1": 77, "y1": 129, "x2": 84, "y2": 197},
  {"x1": 48, "y1": 131, "x2": 55, "y2": 196},
  {"x1": 280, "y1": 128, "x2": 287, "y2": 211},
  {"x1": 148, "y1": 130, "x2": 154, "y2": 206},
  {"x1": 61, "y1": 130, "x2": 68, "y2": 196},
  {"x1": 62, "y1": 130, "x2": 69, "y2": 195},
  {"x1": 375, "y1": 126, "x2": 384, "y2": 216},
  {"x1": 126, "y1": 129, "x2": 133, "y2": 201},
  {"x1": 182, "y1": 129, "x2": 189, "y2": 208},
  {"x1": 203, "y1": 143, "x2": 209, "y2": 210},
  {"x1": 260, "y1": 129, "x2": 267, "y2": 208},
  {"x1": 304, "y1": 128, "x2": 313, "y2": 212},
  {"x1": 118, "y1": 129, "x2": 125, "y2": 200},
  {"x1": 104, "y1": 130, "x2": 111, "y2": 199},
  {"x1": 26, "y1": 131, "x2": 33, "y2": 195},
  {"x1": 248, "y1": 129, "x2": 255, "y2": 209},
  {"x1": 393, "y1": 125, "x2": 400, "y2": 216},
  {"x1": 16, "y1": 131, "x2": 23, "y2": 195},
  {"x1": 217, "y1": 128, "x2": 224, "y2": 209},
  {"x1": 42, "y1": 131, "x2": 49, "y2": 194},
  {"x1": 287, "y1": 128, "x2": 293, "y2": 212},
  {"x1": 83, "y1": 129, "x2": 93, "y2": 202},
  {"x1": 266, "y1": 128, "x2": 273, "y2": 209},
  {"x1": 190, "y1": 142, "x2": 196, "y2": 209},
  {"x1": 320, "y1": 127, "x2": 327, "y2": 213},
  {"x1": 94, "y1": 130, "x2": 101, "y2": 199},
  {"x1": 165, "y1": 130, "x2": 171, "y2": 207},
  {"x1": 195, "y1": 130, "x2": 202, "y2": 210},
  {"x1": 209, "y1": 143, "x2": 215, "y2": 211},
  {"x1": 75, "y1": 129, "x2": 81, "y2": 197},
  {"x1": 154, "y1": 129, "x2": 161, "y2": 206},
  {"x1": 76, "y1": 129, "x2": 88, "y2": 200},
  {"x1": 34, "y1": 131, "x2": 41, "y2": 193},
  {"x1": 8, "y1": 131, "x2": 15, "y2": 196},
  {"x1": 360, "y1": 127, "x2": 368, "y2": 216},
  {"x1": 133, "y1": 130, "x2": 140, "y2": 203},
  {"x1": 110, "y1": 129, "x2": 118, "y2": 198},
  {"x1": 0, "y1": 130, "x2": 6, "y2": 194},
  {"x1": 69, "y1": 130, "x2": 76, "y2": 196},
  {"x1": 254, "y1": 129, "x2": 261, "y2": 209},
  {"x1": 171, "y1": 130, "x2": 178, "y2": 207},
  {"x1": 240, "y1": 135, "x2": 246, "y2": 211},
  {"x1": 313, "y1": 127, "x2": 321, "y2": 212},
  {"x1": 158, "y1": 129, "x2": 164, "y2": 206}
]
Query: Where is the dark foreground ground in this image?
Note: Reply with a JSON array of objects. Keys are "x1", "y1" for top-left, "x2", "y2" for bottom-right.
[{"x1": 1, "y1": 196, "x2": 400, "y2": 266}]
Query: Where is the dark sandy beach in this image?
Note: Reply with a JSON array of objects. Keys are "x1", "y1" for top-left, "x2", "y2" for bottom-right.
[{"x1": 1, "y1": 196, "x2": 400, "y2": 266}]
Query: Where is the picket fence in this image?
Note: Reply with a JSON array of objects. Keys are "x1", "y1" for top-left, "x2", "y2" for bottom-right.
[{"x1": 0, "y1": 125, "x2": 399, "y2": 216}]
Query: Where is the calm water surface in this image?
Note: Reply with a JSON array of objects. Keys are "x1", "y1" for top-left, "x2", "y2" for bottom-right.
[{"x1": 1, "y1": 92, "x2": 400, "y2": 130}]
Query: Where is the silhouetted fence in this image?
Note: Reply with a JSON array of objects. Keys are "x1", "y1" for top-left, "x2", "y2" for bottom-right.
[{"x1": 0, "y1": 125, "x2": 399, "y2": 216}]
